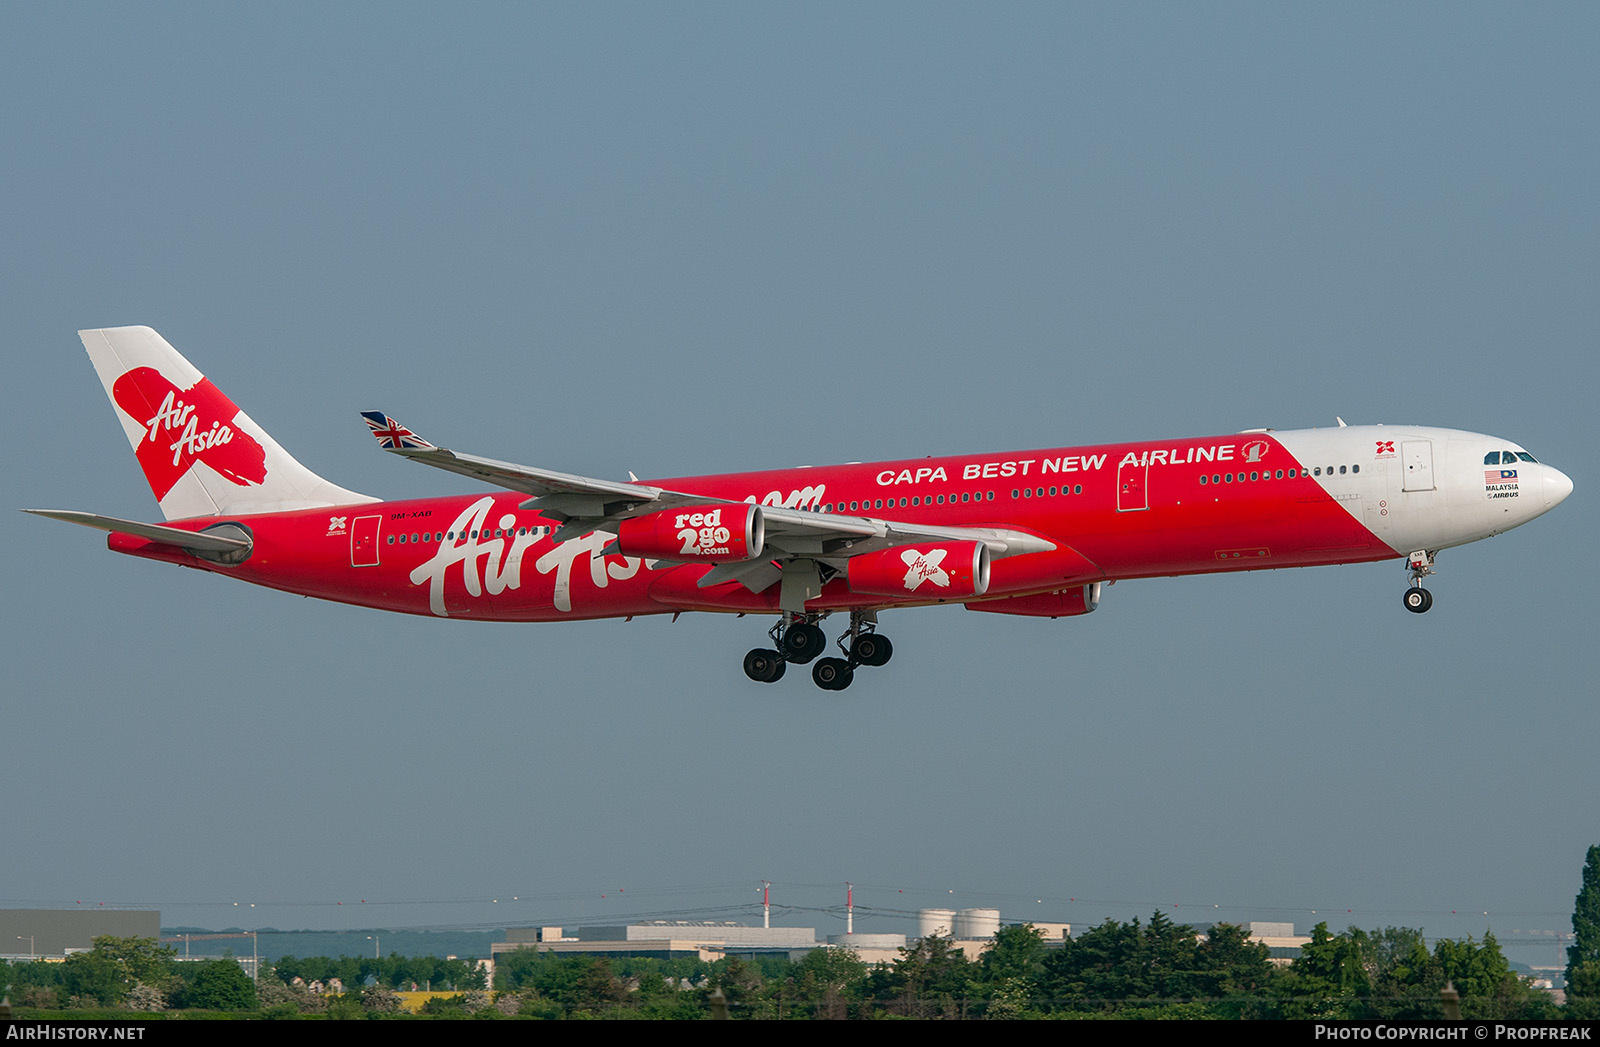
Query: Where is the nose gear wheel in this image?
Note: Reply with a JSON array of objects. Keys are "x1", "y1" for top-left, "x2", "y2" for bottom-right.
[{"x1": 1403, "y1": 550, "x2": 1436, "y2": 614}]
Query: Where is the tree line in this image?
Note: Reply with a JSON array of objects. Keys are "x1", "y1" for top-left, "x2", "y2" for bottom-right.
[{"x1": 6, "y1": 847, "x2": 1597, "y2": 1019}]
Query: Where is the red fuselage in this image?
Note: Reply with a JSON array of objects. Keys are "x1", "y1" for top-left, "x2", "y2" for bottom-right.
[{"x1": 112, "y1": 430, "x2": 1399, "y2": 621}]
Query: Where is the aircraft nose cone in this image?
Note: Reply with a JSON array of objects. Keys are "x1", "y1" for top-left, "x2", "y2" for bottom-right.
[{"x1": 1545, "y1": 466, "x2": 1574, "y2": 509}]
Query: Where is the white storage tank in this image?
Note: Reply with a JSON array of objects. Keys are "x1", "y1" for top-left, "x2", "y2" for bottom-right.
[
  {"x1": 917, "y1": 908, "x2": 955, "y2": 938},
  {"x1": 953, "y1": 908, "x2": 1001, "y2": 939}
]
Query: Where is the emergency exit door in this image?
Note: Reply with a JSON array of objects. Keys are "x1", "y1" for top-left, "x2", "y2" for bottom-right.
[{"x1": 1402, "y1": 441, "x2": 1435, "y2": 492}]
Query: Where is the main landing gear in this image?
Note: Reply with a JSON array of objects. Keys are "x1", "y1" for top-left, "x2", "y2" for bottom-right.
[
  {"x1": 742, "y1": 610, "x2": 894, "y2": 690},
  {"x1": 1403, "y1": 549, "x2": 1436, "y2": 614}
]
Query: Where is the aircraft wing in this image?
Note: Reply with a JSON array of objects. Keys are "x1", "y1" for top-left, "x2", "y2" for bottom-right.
[{"x1": 361, "y1": 412, "x2": 1055, "y2": 586}]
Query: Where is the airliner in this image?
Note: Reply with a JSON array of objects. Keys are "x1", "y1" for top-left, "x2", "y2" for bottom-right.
[{"x1": 28, "y1": 327, "x2": 1573, "y2": 690}]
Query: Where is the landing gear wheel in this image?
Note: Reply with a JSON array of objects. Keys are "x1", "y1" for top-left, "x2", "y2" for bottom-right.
[
  {"x1": 812, "y1": 657, "x2": 854, "y2": 690},
  {"x1": 850, "y1": 633, "x2": 893, "y2": 667},
  {"x1": 1403, "y1": 587, "x2": 1433, "y2": 614},
  {"x1": 783, "y1": 622, "x2": 827, "y2": 664},
  {"x1": 743, "y1": 648, "x2": 786, "y2": 682}
]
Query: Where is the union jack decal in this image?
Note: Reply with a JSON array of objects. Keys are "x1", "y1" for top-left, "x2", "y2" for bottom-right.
[{"x1": 361, "y1": 411, "x2": 434, "y2": 450}]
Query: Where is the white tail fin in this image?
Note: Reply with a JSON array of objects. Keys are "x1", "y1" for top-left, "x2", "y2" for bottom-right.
[{"x1": 80, "y1": 326, "x2": 375, "y2": 520}]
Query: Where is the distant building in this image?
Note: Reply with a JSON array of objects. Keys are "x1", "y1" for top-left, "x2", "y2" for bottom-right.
[
  {"x1": 493, "y1": 920, "x2": 820, "y2": 962},
  {"x1": 825, "y1": 933, "x2": 907, "y2": 965},
  {"x1": 1030, "y1": 922, "x2": 1072, "y2": 942},
  {"x1": 1190, "y1": 921, "x2": 1310, "y2": 964},
  {"x1": 492, "y1": 910, "x2": 1084, "y2": 967},
  {"x1": 1, "y1": 909, "x2": 161, "y2": 960}
]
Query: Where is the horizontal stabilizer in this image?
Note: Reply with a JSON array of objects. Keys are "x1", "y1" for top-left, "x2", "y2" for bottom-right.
[{"x1": 22, "y1": 509, "x2": 253, "y2": 553}]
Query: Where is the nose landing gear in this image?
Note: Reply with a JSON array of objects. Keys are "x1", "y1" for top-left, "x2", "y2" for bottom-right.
[{"x1": 1403, "y1": 550, "x2": 1436, "y2": 614}]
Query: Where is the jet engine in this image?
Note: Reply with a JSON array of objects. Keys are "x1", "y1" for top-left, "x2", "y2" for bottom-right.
[
  {"x1": 615, "y1": 504, "x2": 764, "y2": 562},
  {"x1": 847, "y1": 540, "x2": 990, "y2": 599}
]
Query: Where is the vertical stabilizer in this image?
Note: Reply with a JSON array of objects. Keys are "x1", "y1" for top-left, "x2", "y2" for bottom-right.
[{"x1": 80, "y1": 326, "x2": 375, "y2": 520}]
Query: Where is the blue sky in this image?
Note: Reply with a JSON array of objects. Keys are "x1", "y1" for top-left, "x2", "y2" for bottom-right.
[{"x1": 4, "y1": 3, "x2": 1595, "y2": 966}]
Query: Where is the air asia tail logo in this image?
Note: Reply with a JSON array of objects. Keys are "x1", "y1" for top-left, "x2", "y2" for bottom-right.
[
  {"x1": 111, "y1": 367, "x2": 268, "y2": 500},
  {"x1": 900, "y1": 548, "x2": 950, "y2": 591}
]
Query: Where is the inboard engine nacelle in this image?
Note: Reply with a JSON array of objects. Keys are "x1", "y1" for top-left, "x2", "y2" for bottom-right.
[{"x1": 615, "y1": 504, "x2": 765, "y2": 562}]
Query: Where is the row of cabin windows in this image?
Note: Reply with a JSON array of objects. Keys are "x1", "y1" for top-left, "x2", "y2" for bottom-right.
[
  {"x1": 1197, "y1": 464, "x2": 1359, "y2": 486},
  {"x1": 1485, "y1": 450, "x2": 1538, "y2": 465},
  {"x1": 825, "y1": 491, "x2": 997, "y2": 514},
  {"x1": 1012, "y1": 485, "x2": 1086, "y2": 499},
  {"x1": 388, "y1": 525, "x2": 554, "y2": 545}
]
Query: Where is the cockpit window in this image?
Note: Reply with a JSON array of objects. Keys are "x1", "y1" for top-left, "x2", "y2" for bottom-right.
[
  {"x1": 1484, "y1": 451, "x2": 1501, "y2": 465},
  {"x1": 1516, "y1": 452, "x2": 1538, "y2": 464}
]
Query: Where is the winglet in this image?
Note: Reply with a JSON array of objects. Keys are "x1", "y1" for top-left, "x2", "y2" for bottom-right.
[{"x1": 361, "y1": 411, "x2": 436, "y2": 451}]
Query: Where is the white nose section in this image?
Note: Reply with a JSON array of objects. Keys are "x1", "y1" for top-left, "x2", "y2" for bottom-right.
[{"x1": 1544, "y1": 467, "x2": 1574, "y2": 509}]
